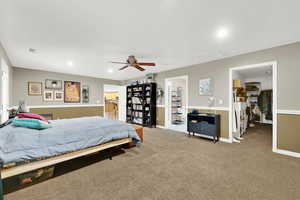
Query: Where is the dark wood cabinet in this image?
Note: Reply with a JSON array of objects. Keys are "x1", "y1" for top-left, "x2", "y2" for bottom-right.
[
  {"x1": 126, "y1": 83, "x2": 156, "y2": 128},
  {"x1": 187, "y1": 113, "x2": 220, "y2": 143}
]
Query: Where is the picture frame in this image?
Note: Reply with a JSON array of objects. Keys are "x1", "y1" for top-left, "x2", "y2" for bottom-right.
[
  {"x1": 54, "y1": 91, "x2": 64, "y2": 101},
  {"x1": 199, "y1": 78, "x2": 213, "y2": 96},
  {"x1": 64, "y1": 81, "x2": 81, "y2": 103},
  {"x1": 28, "y1": 82, "x2": 42, "y2": 96},
  {"x1": 82, "y1": 85, "x2": 89, "y2": 103},
  {"x1": 43, "y1": 91, "x2": 54, "y2": 101},
  {"x1": 45, "y1": 79, "x2": 63, "y2": 90}
]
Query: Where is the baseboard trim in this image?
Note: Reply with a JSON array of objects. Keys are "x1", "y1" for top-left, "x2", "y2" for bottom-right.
[{"x1": 273, "y1": 148, "x2": 300, "y2": 158}]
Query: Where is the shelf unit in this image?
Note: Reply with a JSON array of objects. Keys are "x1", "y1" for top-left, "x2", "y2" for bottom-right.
[
  {"x1": 171, "y1": 87, "x2": 184, "y2": 125},
  {"x1": 245, "y1": 82, "x2": 261, "y2": 123},
  {"x1": 126, "y1": 83, "x2": 156, "y2": 127}
]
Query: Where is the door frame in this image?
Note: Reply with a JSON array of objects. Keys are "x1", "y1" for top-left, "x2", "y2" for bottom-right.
[
  {"x1": 0, "y1": 58, "x2": 9, "y2": 123},
  {"x1": 164, "y1": 75, "x2": 189, "y2": 132},
  {"x1": 229, "y1": 61, "x2": 278, "y2": 151}
]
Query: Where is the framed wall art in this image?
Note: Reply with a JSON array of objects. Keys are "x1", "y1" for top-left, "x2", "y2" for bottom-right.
[
  {"x1": 54, "y1": 91, "x2": 64, "y2": 101},
  {"x1": 45, "y1": 79, "x2": 63, "y2": 90},
  {"x1": 199, "y1": 78, "x2": 213, "y2": 96},
  {"x1": 64, "y1": 81, "x2": 81, "y2": 103},
  {"x1": 28, "y1": 82, "x2": 42, "y2": 96},
  {"x1": 44, "y1": 91, "x2": 54, "y2": 101},
  {"x1": 82, "y1": 85, "x2": 89, "y2": 103}
]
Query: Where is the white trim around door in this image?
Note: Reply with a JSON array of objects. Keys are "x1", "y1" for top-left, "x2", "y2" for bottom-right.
[{"x1": 229, "y1": 61, "x2": 278, "y2": 153}]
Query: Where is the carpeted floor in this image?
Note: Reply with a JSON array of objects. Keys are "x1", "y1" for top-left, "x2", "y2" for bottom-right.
[{"x1": 5, "y1": 125, "x2": 300, "y2": 200}]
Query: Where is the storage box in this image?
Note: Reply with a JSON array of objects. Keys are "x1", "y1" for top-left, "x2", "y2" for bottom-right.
[{"x1": 233, "y1": 80, "x2": 242, "y2": 88}]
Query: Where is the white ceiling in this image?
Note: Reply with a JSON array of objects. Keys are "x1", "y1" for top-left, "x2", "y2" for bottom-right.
[{"x1": 1, "y1": 0, "x2": 300, "y2": 80}]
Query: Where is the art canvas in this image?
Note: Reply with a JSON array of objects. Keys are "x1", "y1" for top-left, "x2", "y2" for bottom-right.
[
  {"x1": 199, "y1": 78, "x2": 212, "y2": 96},
  {"x1": 44, "y1": 91, "x2": 53, "y2": 101},
  {"x1": 64, "y1": 81, "x2": 81, "y2": 103},
  {"x1": 54, "y1": 91, "x2": 64, "y2": 101},
  {"x1": 45, "y1": 79, "x2": 63, "y2": 90},
  {"x1": 82, "y1": 85, "x2": 89, "y2": 103},
  {"x1": 28, "y1": 82, "x2": 42, "y2": 96}
]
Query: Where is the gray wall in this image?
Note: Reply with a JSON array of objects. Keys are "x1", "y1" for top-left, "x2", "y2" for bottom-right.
[
  {"x1": 13, "y1": 68, "x2": 121, "y2": 106},
  {"x1": 135, "y1": 42, "x2": 300, "y2": 110}
]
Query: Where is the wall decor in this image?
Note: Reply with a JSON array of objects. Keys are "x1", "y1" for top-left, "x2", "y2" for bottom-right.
[
  {"x1": 82, "y1": 85, "x2": 89, "y2": 103},
  {"x1": 45, "y1": 79, "x2": 63, "y2": 90},
  {"x1": 54, "y1": 91, "x2": 64, "y2": 101},
  {"x1": 199, "y1": 78, "x2": 213, "y2": 96},
  {"x1": 64, "y1": 81, "x2": 81, "y2": 103},
  {"x1": 28, "y1": 82, "x2": 42, "y2": 96},
  {"x1": 44, "y1": 91, "x2": 54, "y2": 101}
]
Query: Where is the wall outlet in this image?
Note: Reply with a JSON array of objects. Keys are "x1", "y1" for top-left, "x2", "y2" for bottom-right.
[{"x1": 96, "y1": 100, "x2": 100, "y2": 104}]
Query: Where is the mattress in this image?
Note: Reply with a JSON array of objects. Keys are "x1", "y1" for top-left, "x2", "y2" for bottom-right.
[{"x1": 0, "y1": 117, "x2": 140, "y2": 164}]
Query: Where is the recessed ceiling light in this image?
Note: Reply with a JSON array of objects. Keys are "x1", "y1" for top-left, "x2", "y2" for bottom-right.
[
  {"x1": 216, "y1": 28, "x2": 229, "y2": 40},
  {"x1": 107, "y1": 69, "x2": 114, "y2": 73},
  {"x1": 67, "y1": 61, "x2": 73, "y2": 66}
]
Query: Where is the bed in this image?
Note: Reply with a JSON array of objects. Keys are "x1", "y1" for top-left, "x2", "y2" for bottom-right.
[{"x1": 0, "y1": 116, "x2": 141, "y2": 200}]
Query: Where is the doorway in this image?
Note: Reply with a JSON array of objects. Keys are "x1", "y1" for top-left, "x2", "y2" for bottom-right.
[
  {"x1": 103, "y1": 84, "x2": 126, "y2": 121},
  {"x1": 165, "y1": 75, "x2": 188, "y2": 132},
  {"x1": 229, "y1": 61, "x2": 277, "y2": 151},
  {"x1": 0, "y1": 58, "x2": 9, "y2": 123}
]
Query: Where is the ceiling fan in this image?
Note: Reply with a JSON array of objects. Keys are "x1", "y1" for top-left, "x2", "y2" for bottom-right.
[{"x1": 111, "y1": 55, "x2": 156, "y2": 71}]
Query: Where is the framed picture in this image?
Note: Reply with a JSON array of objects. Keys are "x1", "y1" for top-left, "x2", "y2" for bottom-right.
[
  {"x1": 64, "y1": 81, "x2": 81, "y2": 103},
  {"x1": 82, "y1": 85, "x2": 89, "y2": 103},
  {"x1": 54, "y1": 91, "x2": 64, "y2": 101},
  {"x1": 44, "y1": 91, "x2": 54, "y2": 101},
  {"x1": 45, "y1": 79, "x2": 63, "y2": 90},
  {"x1": 199, "y1": 78, "x2": 213, "y2": 96},
  {"x1": 28, "y1": 82, "x2": 42, "y2": 96}
]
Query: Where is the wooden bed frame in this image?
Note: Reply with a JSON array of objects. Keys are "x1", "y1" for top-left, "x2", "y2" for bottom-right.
[{"x1": 0, "y1": 137, "x2": 133, "y2": 200}]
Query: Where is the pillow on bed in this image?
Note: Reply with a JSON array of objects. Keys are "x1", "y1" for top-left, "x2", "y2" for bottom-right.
[
  {"x1": 17, "y1": 113, "x2": 48, "y2": 122},
  {"x1": 12, "y1": 118, "x2": 52, "y2": 130}
]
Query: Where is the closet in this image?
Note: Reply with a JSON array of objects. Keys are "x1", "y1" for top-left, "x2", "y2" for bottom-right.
[{"x1": 232, "y1": 66, "x2": 273, "y2": 142}]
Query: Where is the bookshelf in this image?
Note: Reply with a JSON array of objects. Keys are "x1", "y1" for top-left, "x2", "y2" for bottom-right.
[{"x1": 126, "y1": 83, "x2": 156, "y2": 127}]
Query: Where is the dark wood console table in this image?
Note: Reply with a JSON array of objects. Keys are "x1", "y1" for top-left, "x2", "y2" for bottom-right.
[{"x1": 187, "y1": 113, "x2": 220, "y2": 143}]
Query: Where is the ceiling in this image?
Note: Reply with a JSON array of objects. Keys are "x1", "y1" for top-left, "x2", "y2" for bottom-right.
[
  {"x1": 236, "y1": 65, "x2": 273, "y2": 79},
  {"x1": 1, "y1": 0, "x2": 300, "y2": 80}
]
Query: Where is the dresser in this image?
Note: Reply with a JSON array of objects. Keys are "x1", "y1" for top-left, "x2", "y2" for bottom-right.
[{"x1": 187, "y1": 113, "x2": 221, "y2": 143}]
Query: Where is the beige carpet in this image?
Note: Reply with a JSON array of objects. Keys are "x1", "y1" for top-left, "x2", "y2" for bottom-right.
[{"x1": 5, "y1": 125, "x2": 300, "y2": 200}]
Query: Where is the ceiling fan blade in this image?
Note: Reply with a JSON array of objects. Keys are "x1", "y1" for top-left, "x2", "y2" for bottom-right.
[
  {"x1": 137, "y1": 62, "x2": 156, "y2": 66},
  {"x1": 119, "y1": 65, "x2": 129, "y2": 70},
  {"x1": 111, "y1": 62, "x2": 128, "y2": 65},
  {"x1": 134, "y1": 65, "x2": 145, "y2": 71}
]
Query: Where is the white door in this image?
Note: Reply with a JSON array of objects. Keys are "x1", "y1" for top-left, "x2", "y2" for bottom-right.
[
  {"x1": 118, "y1": 86, "x2": 127, "y2": 122},
  {"x1": 1, "y1": 59, "x2": 9, "y2": 123}
]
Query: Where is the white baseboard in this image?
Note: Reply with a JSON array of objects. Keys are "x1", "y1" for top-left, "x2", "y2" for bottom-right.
[
  {"x1": 156, "y1": 125, "x2": 166, "y2": 129},
  {"x1": 219, "y1": 138, "x2": 232, "y2": 143},
  {"x1": 273, "y1": 148, "x2": 300, "y2": 158}
]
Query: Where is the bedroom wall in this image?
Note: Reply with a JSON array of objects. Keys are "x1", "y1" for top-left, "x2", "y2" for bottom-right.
[
  {"x1": 128, "y1": 42, "x2": 300, "y2": 154},
  {"x1": 13, "y1": 67, "x2": 120, "y2": 118}
]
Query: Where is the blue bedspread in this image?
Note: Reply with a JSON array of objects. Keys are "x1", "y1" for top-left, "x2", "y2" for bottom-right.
[{"x1": 0, "y1": 117, "x2": 140, "y2": 164}]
